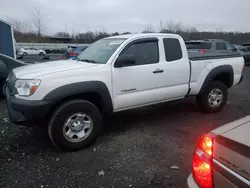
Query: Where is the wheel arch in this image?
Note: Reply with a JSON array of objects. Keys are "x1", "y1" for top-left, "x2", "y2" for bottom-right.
[
  {"x1": 198, "y1": 65, "x2": 234, "y2": 95},
  {"x1": 43, "y1": 81, "x2": 113, "y2": 117}
]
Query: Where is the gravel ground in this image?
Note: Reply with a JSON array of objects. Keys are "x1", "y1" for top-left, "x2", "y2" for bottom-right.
[{"x1": 0, "y1": 67, "x2": 249, "y2": 188}]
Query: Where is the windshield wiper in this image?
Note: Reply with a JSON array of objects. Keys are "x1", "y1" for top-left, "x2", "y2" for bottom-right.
[{"x1": 78, "y1": 58, "x2": 97, "y2": 64}]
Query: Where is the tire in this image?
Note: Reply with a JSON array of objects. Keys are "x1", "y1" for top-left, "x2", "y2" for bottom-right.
[
  {"x1": 196, "y1": 81, "x2": 228, "y2": 113},
  {"x1": 48, "y1": 100, "x2": 103, "y2": 151},
  {"x1": 0, "y1": 81, "x2": 7, "y2": 97},
  {"x1": 39, "y1": 52, "x2": 45, "y2": 56},
  {"x1": 23, "y1": 52, "x2": 28, "y2": 56}
]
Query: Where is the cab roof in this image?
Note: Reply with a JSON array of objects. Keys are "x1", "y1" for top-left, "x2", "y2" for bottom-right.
[{"x1": 107, "y1": 33, "x2": 180, "y2": 40}]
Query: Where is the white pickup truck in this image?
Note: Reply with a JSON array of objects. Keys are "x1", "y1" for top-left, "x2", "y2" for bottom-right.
[{"x1": 5, "y1": 33, "x2": 244, "y2": 151}]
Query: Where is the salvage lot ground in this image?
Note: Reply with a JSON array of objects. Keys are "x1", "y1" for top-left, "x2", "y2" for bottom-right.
[{"x1": 0, "y1": 63, "x2": 249, "y2": 187}]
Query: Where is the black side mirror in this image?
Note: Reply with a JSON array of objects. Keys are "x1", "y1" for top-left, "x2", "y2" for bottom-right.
[{"x1": 115, "y1": 54, "x2": 135, "y2": 68}]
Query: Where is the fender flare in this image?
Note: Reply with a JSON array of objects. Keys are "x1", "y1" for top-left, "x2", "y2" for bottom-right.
[
  {"x1": 198, "y1": 65, "x2": 234, "y2": 94},
  {"x1": 43, "y1": 81, "x2": 113, "y2": 114}
]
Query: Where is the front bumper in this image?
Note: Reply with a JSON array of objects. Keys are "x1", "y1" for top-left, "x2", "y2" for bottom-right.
[{"x1": 6, "y1": 90, "x2": 54, "y2": 126}]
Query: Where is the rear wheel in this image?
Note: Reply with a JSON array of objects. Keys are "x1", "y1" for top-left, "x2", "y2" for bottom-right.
[
  {"x1": 196, "y1": 81, "x2": 228, "y2": 113},
  {"x1": 48, "y1": 100, "x2": 103, "y2": 151},
  {"x1": 39, "y1": 52, "x2": 45, "y2": 56},
  {"x1": 23, "y1": 52, "x2": 28, "y2": 56}
]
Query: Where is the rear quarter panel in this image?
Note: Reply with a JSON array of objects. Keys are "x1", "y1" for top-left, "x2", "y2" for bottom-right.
[{"x1": 189, "y1": 56, "x2": 244, "y2": 95}]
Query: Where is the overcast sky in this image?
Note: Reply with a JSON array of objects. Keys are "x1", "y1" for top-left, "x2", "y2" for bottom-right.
[{"x1": 0, "y1": 0, "x2": 249, "y2": 35}]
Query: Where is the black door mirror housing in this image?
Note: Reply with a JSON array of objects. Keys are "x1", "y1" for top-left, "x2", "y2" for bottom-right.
[{"x1": 115, "y1": 54, "x2": 135, "y2": 68}]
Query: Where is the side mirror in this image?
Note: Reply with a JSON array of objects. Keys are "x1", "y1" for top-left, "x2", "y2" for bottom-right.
[{"x1": 115, "y1": 54, "x2": 135, "y2": 68}]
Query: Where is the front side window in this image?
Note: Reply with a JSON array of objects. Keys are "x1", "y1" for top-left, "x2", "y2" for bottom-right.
[
  {"x1": 120, "y1": 41, "x2": 159, "y2": 66},
  {"x1": 78, "y1": 38, "x2": 126, "y2": 64}
]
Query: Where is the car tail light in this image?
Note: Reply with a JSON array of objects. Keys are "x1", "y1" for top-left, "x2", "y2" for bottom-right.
[
  {"x1": 192, "y1": 132, "x2": 217, "y2": 188},
  {"x1": 70, "y1": 51, "x2": 77, "y2": 57},
  {"x1": 199, "y1": 50, "x2": 207, "y2": 53},
  {"x1": 242, "y1": 63, "x2": 246, "y2": 72}
]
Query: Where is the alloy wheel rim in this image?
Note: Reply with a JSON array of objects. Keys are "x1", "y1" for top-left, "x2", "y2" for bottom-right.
[
  {"x1": 63, "y1": 113, "x2": 93, "y2": 142},
  {"x1": 208, "y1": 88, "x2": 223, "y2": 108}
]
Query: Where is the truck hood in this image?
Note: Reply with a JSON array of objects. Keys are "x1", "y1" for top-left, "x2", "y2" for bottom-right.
[{"x1": 13, "y1": 59, "x2": 100, "y2": 79}]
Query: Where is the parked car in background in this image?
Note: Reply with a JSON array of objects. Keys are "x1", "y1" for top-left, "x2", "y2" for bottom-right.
[
  {"x1": 45, "y1": 49, "x2": 52, "y2": 54},
  {"x1": 233, "y1": 44, "x2": 241, "y2": 49},
  {"x1": 0, "y1": 53, "x2": 26, "y2": 97},
  {"x1": 19, "y1": 47, "x2": 46, "y2": 56},
  {"x1": 70, "y1": 45, "x2": 89, "y2": 59},
  {"x1": 6, "y1": 33, "x2": 244, "y2": 151},
  {"x1": 64, "y1": 45, "x2": 77, "y2": 59},
  {"x1": 64, "y1": 45, "x2": 88, "y2": 59},
  {"x1": 238, "y1": 43, "x2": 250, "y2": 64},
  {"x1": 187, "y1": 115, "x2": 250, "y2": 188},
  {"x1": 185, "y1": 39, "x2": 239, "y2": 56}
]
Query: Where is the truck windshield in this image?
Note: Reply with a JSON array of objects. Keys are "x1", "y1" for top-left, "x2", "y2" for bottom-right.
[{"x1": 77, "y1": 38, "x2": 126, "y2": 64}]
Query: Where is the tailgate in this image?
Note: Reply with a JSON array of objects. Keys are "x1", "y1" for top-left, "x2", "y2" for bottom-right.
[{"x1": 213, "y1": 122, "x2": 250, "y2": 188}]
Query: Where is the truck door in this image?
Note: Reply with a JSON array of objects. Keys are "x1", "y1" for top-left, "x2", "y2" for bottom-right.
[
  {"x1": 112, "y1": 37, "x2": 167, "y2": 111},
  {"x1": 112, "y1": 37, "x2": 190, "y2": 111}
]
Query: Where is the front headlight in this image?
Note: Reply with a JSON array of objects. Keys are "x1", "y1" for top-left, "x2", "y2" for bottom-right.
[{"x1": 14, "y1": 79, "x2": 41, "y2": 96}]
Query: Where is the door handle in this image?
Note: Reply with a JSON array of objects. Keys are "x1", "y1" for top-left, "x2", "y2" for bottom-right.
[{"x1": 153, "y1": 69, "x2": 164, "y2": 74}]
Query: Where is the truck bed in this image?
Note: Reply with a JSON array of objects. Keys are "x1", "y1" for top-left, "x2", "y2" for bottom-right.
[
  {"x1": 188, "y1": 53, "x2": 242, "y2": 61},
  {"x1": 188, "y1": 53, "x2": 244, "y2": 95}
]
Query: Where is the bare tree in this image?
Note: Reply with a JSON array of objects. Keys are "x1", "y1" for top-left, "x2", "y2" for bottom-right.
[
  {"x1": 54, "y1": 32, "x2": 70, "y2": 38},
  {"x1": 9, "y1": 19, "x2": 31, "y2": 33},
  {"x1": 30, "y1": 7, "x2": 46, "y2": 36},
  {"x1": 142, "y1": 24, "x2": 155, "y2": 33}
]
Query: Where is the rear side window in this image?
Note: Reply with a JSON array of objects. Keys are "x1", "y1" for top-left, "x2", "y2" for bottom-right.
[
  {"x1": 163, "y1": 38, "x2": 183, "y2": 62},
  {"x1": 216, "y1": 42, "x2": 227, "y2": 50},
  {"x1": 185, "y1": 42, "x2": 212, "y2": 50}
]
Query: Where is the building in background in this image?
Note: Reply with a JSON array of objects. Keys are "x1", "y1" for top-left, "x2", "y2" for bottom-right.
[{"x1": 0, "y1": 19, "x2": 16, "y2": 58}]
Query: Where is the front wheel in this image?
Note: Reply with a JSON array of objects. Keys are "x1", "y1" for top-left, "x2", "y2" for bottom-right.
[
  {"x1": 48, "y1": 100, "x2": 103, "y2": 151},
  {"x1": 0, "y1": 81, "x2": 7, "y2": 97},
  {"x1": 39, "y1": 52, "x2": 45, "y2": 56},
  {"x1": 196, "y1": 81, "x2": 228, "y2": 113}
]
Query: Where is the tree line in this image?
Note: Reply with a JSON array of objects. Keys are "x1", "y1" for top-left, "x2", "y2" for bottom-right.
[{"x1": 10, "y1": 11, "x2": 250, "y2": 44}]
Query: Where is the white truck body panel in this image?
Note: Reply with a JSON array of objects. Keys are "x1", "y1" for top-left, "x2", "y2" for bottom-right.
[
  {"x1": 111, "y1": 35, "x2": 190, "y2": 111},
  {"x1": 189, "y1": 56, "x2": 243, "y2": 95},
  {"x1": 12, "y1": 33, "x2": 244, "y2": 113}
]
